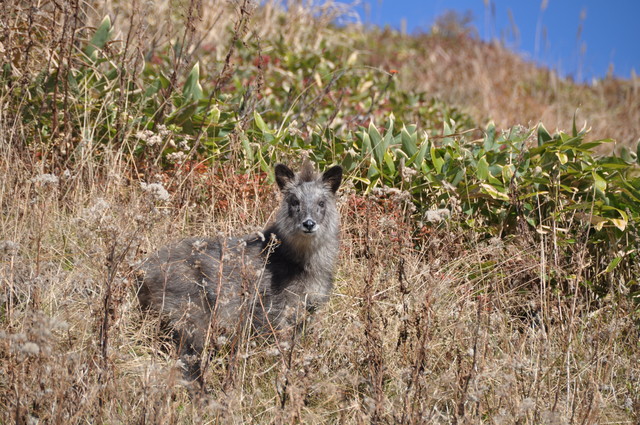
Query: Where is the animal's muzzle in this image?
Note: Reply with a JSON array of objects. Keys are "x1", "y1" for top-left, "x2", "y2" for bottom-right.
[{"x1": 302, "y1": 219, "x2": 317, "y2": 232}]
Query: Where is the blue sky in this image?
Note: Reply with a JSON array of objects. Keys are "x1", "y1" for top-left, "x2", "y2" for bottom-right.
[{"x1": 351, "y1": 0, "x2": 639, "y2": 82}]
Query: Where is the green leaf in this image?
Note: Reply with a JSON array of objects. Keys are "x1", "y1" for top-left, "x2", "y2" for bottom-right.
[
  {"x1": 443, "y1": 119, "x2": 454, "y2": 136},
  {"x1": 241, "y1": 136, "x2": 254, "y2": 163},
  {"x1": 158, "y1": 71, "x2": 171, "y2": 89},
  {"x1": 501, "y1": 164, "x2": 514, "y2": 183},
  {"x1": 401, "y1": 126, "x2": 418, "y2": 157},
  {"x1": 207, "y1": 105, "x2": 220, "y2": 125},
  {"x1": 442, "y1": 119, "x2": 455, "y2": 145},
  {"x1": 367, "y1": 160, "x2": 380, "y2": 180},
  {"x1": 143, "y1": 78, "x2": 162, "y2": 98},
  {"x1": 619, "y1": 146, "x2": 634, "y2": 164},
  {"x1": 605, "y1": 256, "x2": 623, "y2": 273},
  {"x1": 595, "y1": 161, "x2": 631, "y2": 170},
  {"x1": 483, "y1": 121, "x2": 496, "y2": 151},
  {"x1": 183, "y1": 62, "x2": 203, "y2": 102},
  {"x1": 517, "y1": 191, "x2": 549, "y2": 200},
  {"x1": 166, "y1": 103, "x2": 198, "y2": 126},
  {"x1": 592, "y1": 171, "x2": 607, "y2": 193},
  {"x1": 556, "y1": 152, "x2": 568, "y2": 164},
  {"x1": 254, "y1": 111, "x2": 269, "y2": 133},
  {"x1": 430, "y1": 144, "x2": 444, "y2": 174},
  {"x1": 480, "y1": 183, "x2": 510, "y2": 201},
  {"x1": 636, "y1": 139, "x2": 640, "y2": 165},
  {"x1": 85, "y1": 15, "x2": 112, "y2": 61},
  {"x1": 383, "y1": 121, "x2": 394, "y2": 153},
  {"x1": 368, "y1": 121, "x2": 384, "y2": 165},
  {"x1": 609, "y1": 207, "x2": 628, "y2": 231},
  {"x1": 383, "y1": 150, "x2": 396, "y2": 175},
  {"x1": 258, "y1": 150, "x2": 270, "y2": 177},
  {"x1": 537, "y1": 123, "x2": 552, "y2": 146},
  {"x1": 360, "y1": 131, "x2": 372, "y2": 157},
  {"x1": 477, "y1": 156, "x2": 489, "y2": 180},
  {"x1": 410, "y1": 136, "x2": 429, "y2": 167},
  {"x1": 451, "y1": 168, "x2": 465, "y2": 186}
]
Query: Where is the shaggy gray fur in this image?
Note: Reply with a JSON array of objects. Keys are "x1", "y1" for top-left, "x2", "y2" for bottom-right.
[{"x1": 137, "y1": 162, "x2": 342, "y2": 384}]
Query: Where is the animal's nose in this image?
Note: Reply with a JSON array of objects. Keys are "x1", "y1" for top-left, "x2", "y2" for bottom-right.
[{"x1": 302, "y1": 219, "x2": 316, "y2": 231}]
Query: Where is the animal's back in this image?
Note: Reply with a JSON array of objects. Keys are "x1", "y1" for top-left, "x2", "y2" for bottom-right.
[{"x1": 138, "y1": 234, "x2": 270, "y2": 333}]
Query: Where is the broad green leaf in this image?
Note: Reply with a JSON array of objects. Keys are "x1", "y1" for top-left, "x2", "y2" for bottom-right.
[
  {"x1": 367, "y1": 161, "x2": 380, "y2": 180},
  {"x1": 443, "y1": 119, "x2": 454, "y2": 136},
  {"x1": 254, "y1": 111, "x2": 269, "y2": 133},
  {"x1": 383, "y1": 122, "x2": 394, "y2": 154},
  {"x1": 609, "y1": 207, "x2": 628, "y2": 231},
  {"x1": 484, "y1": 121, "x2": 496, "y2": 151},
  {"x1": 360, "y1": 131, "x2": 372, "y2": 157},
  {"x1": 67, "y1": 70, "x2": 79, "y2": 93},
  {"x1": 477, "y1": 156, "x2": 489, "y2": 180},
  {"x1": 577, "y1": 141, "x2": 605, "y2": 151},
  {"x1": 610, "y1": 218, "x2": 627, "y2": 231},
  {"x1": 620, "y1": 146, "x2": 634, "y2": 164},
  {"x1": 430, "y1": 144, "x2": 444, "y2": 174},
  {"x1": 451, "y1": 168, "x2": 465, "y2": 187},
  {"x1": 85, "y1": 15, "x2": 112, "y2": 60},
  {"x1": 592, "y1": 171, "x2": 607, "y2": 192},
  {"x1": 605, "y1": 256, "x2": 623, "y2": 273},
  {"x1": 183, "y1": 62, "x2": 203, "y2": 102},
  {"x1": 480, "y1": 183, "x2": 509, "y2": 201},
  {"x1": 401, "y1": 126, "x2": 418, "y2": 157},
  {"x1": 595, "y1": 161, "x2": 631, "y2": 169},
  {"x1": 143, "y1": 78, "x2": 162, "y2": 98},
  {"x1": 207, "y1": 105, "x2": 220, "y2": 125},
  {"x1": 258, "y1": 150, "x2": 270, "y2": 177},
  {"x1": 384, "y1": 150, "x2": 395, "y2": 175},
  {"x1": 537, "y1": 123, "x2": 552, "y2": 146},
  {"x1": 413, "y1": 136, "x2": 429, "y2": 166},
  {"x1": 158, "y1": 71, "x2": 171, "y2": 89},
  {"x1": 241, "y1": 136, "x2": 254, "y2": 163},
  {"x1": 368, "y1": 121, "x2": 384, "y2": 165},
  {"x1": 167, "y1": 103, "x2": 197, "y2": 125},
  {"x1": 501, "y1": 164, "x2": 514, "y2": 183},
  {"x1": 517, "y1": 191, "x2": 549, "y2": 200},
  {"x1": 442, "y1": 119, "x2": 455, "y2": 145},
  {"x1": 556, "y1": 152, "x2": 568, "y2": 164}
]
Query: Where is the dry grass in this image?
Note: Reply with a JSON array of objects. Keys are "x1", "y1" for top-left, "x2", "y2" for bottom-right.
[
  {"x1": 2, "y1": 144, "x2": 639, "y2": 423},
  {"x1": 1, "y1": 1, "x2": 639, "y2": 423}
]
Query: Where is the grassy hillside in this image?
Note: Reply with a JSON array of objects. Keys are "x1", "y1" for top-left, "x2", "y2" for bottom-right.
[
  {"x1": 360, "y1": 26, "x2": 640, "y2": 151},
  {"x1": 1, "y1": 0, "x2": 639, "y2": 423}
]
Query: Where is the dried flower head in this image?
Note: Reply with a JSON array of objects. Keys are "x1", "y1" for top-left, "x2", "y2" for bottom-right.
[{"x1": 140, "y1": 182, "x2": 170, "y2": 202}]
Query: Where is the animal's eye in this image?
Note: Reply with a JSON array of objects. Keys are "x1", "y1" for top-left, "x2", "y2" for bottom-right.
[
  {"x1": 318, "y1": 200, "x2": 325, "y2": 208},
  {"x1": 290, "y1": 198, "x2": 300, "y2": 207}
]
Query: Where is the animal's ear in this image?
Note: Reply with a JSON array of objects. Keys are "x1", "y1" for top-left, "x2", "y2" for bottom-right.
[
  {"x1": 321, "y1": 165, "x2": 343, "y2": 194},
  {"x1": 275, "y1": 163, "x2": 295, "y2": 191}
]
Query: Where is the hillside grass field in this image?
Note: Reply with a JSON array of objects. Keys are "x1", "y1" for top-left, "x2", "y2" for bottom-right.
[{"x1": 1, "y1": 0, "x2": 639, "y2": 423}]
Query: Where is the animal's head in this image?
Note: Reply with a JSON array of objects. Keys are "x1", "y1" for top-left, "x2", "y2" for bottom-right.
[{"x1": 274, "y1": 161, "x2": 342, "y2": 239}]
